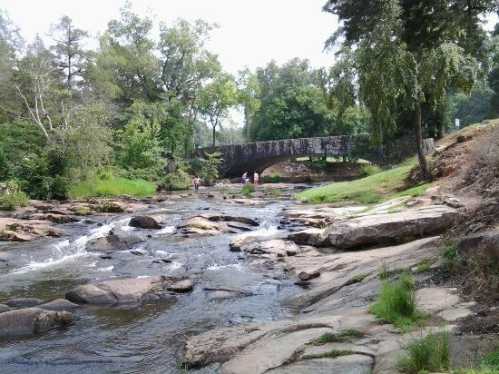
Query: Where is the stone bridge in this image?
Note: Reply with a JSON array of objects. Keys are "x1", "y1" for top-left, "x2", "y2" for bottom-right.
[{"x1": 196, "y1": 135, "x2": 434, "y2": 178}]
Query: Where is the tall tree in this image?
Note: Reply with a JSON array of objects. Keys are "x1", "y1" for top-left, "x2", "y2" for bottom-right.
[
  {"x1": 324, "y1": 0, "x2": 497, "y2": 178},
  {"x1": 198, "y1": 73, "x2": 238, "y2": 147},
  {"x1": 51, "y1": 16, "x2": 88, "y2": 91}
]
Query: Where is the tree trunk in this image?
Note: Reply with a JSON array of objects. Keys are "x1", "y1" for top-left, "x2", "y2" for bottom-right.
[
  {"x1": 212, "y1": 125, "x2": 216, "y2": 148},
  {"x1": 414, "y1": 102, "x2": 431, "y2": 180}
]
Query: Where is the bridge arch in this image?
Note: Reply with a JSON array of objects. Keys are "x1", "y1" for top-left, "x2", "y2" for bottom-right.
[{"x1": 195, "y1": 135, "x2": 434, "y2": 178}]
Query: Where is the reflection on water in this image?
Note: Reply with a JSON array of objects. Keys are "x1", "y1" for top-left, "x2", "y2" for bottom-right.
[{"x1": 0, "y1": 196, "x2": 299, "y2": 374}]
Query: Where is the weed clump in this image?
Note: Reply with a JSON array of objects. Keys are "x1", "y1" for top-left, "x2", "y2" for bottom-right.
[
  {"x1": 308, "y1": 329, "x2": 364, "y2": 346},
  {"x1": 397, "y1": 333, "x2": 449, "y2": 374},
  {"x1": 370, "y1": 273, "x2": 425, "y2": 330}
]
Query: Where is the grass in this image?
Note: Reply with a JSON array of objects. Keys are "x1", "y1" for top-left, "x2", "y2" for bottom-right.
[
  {"x1": 308, "y1": 329, "x2": 365, "y2": 346},
  {"x1": 69, "y1": 177, "x2": 156, "y2": 199},
  {"x1": 414, "y1": 258, "x2": 436, "y2": 274},
  {"x1": 397, "y1": 333, "x2": 449, "y2": 374},
  {"x1": 297, "y1": 158, "x2": 428, "y2": 205},
  {"x1": 481, "y1": 351, "x2": 499, "y2": 371},
  {"x1": 370, "y1": 273, "x2": 425, "y2": 331}
]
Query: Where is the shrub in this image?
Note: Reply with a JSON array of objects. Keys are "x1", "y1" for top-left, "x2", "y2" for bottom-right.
[
  {"x1": 442, "y1": 242, "x2": 460, "y2": 273},
  {"x1": 397, "y1": 333, "x2": 449, "y2": 374},
  {"x1": 0, "y1": 180, "x2": 29, "y2": 210},
  {"x1": 262, "y1": 174, "x2": 282, "y2": 183},
  {"x1": 241, "y1": 183, "x2": 255, "y2": 197},
  {"x1": 161, "y1": 170, "x2": 192, "y2": 191},
  {"x1": 0, "y1": 191, "x2": 29, "y2": 211},
  {"x1": 481, "y1": 350, "x2": 499, "y2": 370},
  {"x1": 370, "y1": 273, "x2": 424, "y2": 330},
  {"x1": 199, "y1": 152, "x2": 221, "y2": 186}
]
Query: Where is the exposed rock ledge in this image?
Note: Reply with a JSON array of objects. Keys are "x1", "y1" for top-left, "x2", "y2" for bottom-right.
[{"x1": 288, "y1": 204, "x2": 459, "y2": 249}]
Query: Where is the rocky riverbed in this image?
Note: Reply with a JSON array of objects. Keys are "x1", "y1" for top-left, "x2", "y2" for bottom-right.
[{"x1": 0, "y1": 184, "x2": 497, "y2": 373}]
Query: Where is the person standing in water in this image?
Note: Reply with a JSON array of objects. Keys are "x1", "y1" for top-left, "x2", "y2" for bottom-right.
[
  {"x1": 253, "y1": 171, "x2": 260, "y2": 185},
  {"x1": 192, "y1": 175, "x2": 200, "y2": 191}
]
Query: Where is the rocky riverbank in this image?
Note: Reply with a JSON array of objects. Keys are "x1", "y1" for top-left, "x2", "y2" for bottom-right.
[{"x1": 181, "y1": 189, "x2": 498, "y2": 373}]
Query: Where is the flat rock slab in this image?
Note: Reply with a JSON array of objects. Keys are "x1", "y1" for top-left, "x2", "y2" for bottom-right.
[
  {"x1": 66, "y1": 276, "x2": 193, "y2": 306},
  {"x1": 0, "y1": 307, "x2": 72, "y2": 337},
  {"x1": 6, "y1": 298, "x2": 44, "y2": 308},
  {"x1": 415, "y1": 288, "x2": 460, "y2": 314},
  {"x1": 266, "y1": 355, "x2": 373, "y2": 374}
]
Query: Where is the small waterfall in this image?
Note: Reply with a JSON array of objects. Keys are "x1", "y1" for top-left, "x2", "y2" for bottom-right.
[{"x1": 10, "y1": 219, "x2": 128, "y2": 275}]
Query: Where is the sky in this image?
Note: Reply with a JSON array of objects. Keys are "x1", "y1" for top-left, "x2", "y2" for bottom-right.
[{"x1": 0, "y1": 0, "x2": 339, "y2": 74}]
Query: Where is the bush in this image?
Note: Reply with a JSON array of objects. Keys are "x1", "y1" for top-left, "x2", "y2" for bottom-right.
[
  {"x1": 370, "y1": 273, "x2": 424, "y2": 330},
  {"x1": 481, "y1": 351, "x2": 499, "y2": 370},
  {"x1": 262, "y1": 174, "x2": 282, "y2": 183},
  {"x1": 397, "y1": 333, "x2": 449, "y2": 374},
  {"x1": 161, "y1": 170, "x2": 192, "y2": 191},
  {"x1": 0, "y1": 180, "x2": 29, "y2": 210},
  {"x1": 241, "y1": 183, "x2": 255, "y2": 197}
]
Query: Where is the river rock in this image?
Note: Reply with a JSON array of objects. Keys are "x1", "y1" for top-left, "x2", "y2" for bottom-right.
[
  {"x1": 86, "y1": 229, "x2": 144, "y2": 252},
  {"x1": 65, "y1": 276, "x2": 193, "y2": 306},
  {"x1": 0, "y1": 304, "x2": 10, "y2": 313},
  {"x1": 39, "y1": 299, "x2": 80, "y2": 312},
  {"x1": 178, "y1": 214, "x2": 259, "y2": 236},
  {"x1": 266, "y1": 355, "x2": 373, "y2": 374},
  {"x1": 129, "y1": 216, "x2": 162, "y2": 230},
  {"x1": 6, "y1": 297, "x2": 44, "y2": 308},
  {"x1": 0, "y1": 307, "x2": 72, "y2": 337},
  {"x1": 0, "y1": 218, "x2": 63, "y2": 242},
  {"x1": 230, "y1": 238, "x2": 300, "y2": 258},
  {"x1": 297, "y1": 270, "x2": 320, "y2": 282}
]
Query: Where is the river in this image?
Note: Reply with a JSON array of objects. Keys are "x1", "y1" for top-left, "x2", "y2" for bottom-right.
[{"x1": 0, "y1": 194, "x2": 302, "y2": 373}]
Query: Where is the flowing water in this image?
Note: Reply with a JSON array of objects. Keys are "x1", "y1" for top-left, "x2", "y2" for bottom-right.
[{"x1": 0, "y1": 195, "x2": 301, "y2": 373}]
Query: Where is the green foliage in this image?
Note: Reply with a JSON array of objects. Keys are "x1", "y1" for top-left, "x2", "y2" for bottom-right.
[
  {"x1": 370, "y1": 273, "x2": 424, "y2": 330},
  {"x1": 481, "y1": 351, "x2": 499, "y2": 370},
  {"x1": 442, "y1": 243, "x2": 460, "y2": 273},
  {"x1": 397, "y1": 333, "x2": 449, "y2": 374},
  {"x1": 262, "y1": 174, "x2": 282, "y2": 183},
  {"x1": 69, "y1": 177, "x2": 156, "y2": 199},
  {"x1": 297, "y1": 158, "x2": 417, "y2": 204},
  {"x1": 197, "y1": 152, "x2": 221, "y2": 186},
  {"x1": 0, "y1": 181, "x2": 29, "y2": 210},
  {"x1": 161, "y1": 170, "x2": 191, "y2": 191},
  {"x1": 302, "y1": 350, "x2": 354, "y2": 360},
  {"x1": 241, "y1": 183, "x2": 255, "y2": 197}
]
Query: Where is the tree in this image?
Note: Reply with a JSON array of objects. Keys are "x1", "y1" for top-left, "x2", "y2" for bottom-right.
[
  {"x1": 0, "y1": 10, "x2": 23, "y2": 122},
  {"x1": 51, "y1": 16, "x2": 88, "y2": 91},
  {"x1": 247, "y1": 59, "x2": 336, "y2": 141},
  {"x1": 90, "y1": 2, "x2": 160, "y2": 104},
  {"x1": 198, "y1": 73, "x2": 238, "y2": 147},
  {"x1": 14, "y1": 36, "x2": 65, "y2": 140},
  {"x1": 324, "y1": 0, "x2": 497, "y2": 179}
]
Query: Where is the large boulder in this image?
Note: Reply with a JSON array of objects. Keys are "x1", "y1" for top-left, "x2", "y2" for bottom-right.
[
  {"x1": 290, "y1": 205, "x2": 458, "y2": 250},
  {"x1": 457, "y1": 229, "x2": 499, "y2": 261},
  {"x1": 65, "y1": 276, "x2": 193, "y2": 306},
  {"x1": 129, "y1": 216, "x2": 162, "y2": 230},
  {"x1": 0, "y1": 308, "x2": 72, "y2": 337}
]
